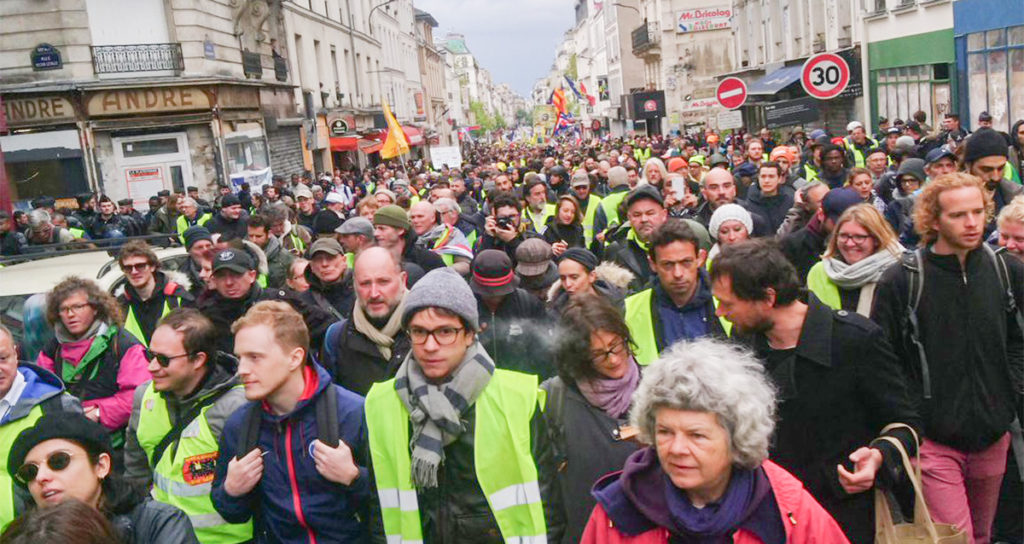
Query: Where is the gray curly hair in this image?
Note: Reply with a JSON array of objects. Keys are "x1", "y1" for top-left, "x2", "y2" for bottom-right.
[{"x1": 629, "y1": 338, "x2": 777, "y2": 469}]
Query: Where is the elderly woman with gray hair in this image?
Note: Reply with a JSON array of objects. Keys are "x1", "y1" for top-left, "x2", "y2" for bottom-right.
[{"x1": 581, "y1": 338, "x2": 849, "y2": 544}]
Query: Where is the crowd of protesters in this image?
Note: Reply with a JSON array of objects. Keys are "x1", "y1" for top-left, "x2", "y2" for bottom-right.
[{"x1": 0, "y1": 109, "x2": 1021, "y2": 544}]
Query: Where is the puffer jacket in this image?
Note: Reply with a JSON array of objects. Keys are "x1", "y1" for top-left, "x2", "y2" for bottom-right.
[
  {"x1": 212, "y1": 364, "x2": 371, "y2": 544},
  {"x1": 476, "y1": 288, "x2": 556, "y2": 379},
  {"x1": 123, "y1": 353, "x2": 248, "y2": 490},
  {"x1": 367, "y1": 387, "x2": 566, "y2": 544},
  {"x1": 581, "y1": 458, "x2": 850, "y2": 544}
]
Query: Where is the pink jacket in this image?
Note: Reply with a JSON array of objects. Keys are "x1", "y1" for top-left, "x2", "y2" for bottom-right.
[
  {"x1": 581, "y1": 461, "x2": 851, "y2": 544},
  {"x1": 37, "y1": 335, "x2": 150, "y2": 431}
]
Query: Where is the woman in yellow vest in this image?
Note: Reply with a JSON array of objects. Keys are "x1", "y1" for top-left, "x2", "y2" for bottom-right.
[
  {"x1": 542, "y1": 294, "x2": 642, "y2": 543},
  {"x1": 365, "y1": 268, "x2": 561, "y2": 543},
  {"x1": 806, "y1": 204, "x2": 902, "y2": 316},
  {"x1": 8, "y1": 412, "x2": 199, "y2": 542}
]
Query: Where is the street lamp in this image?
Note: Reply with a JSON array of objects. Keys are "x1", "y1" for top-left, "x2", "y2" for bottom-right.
[{"x1": 611, "y1": 2, "x2": 640, "y2": 15}]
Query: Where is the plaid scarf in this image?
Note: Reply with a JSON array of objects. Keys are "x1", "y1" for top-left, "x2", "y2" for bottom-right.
[{"x1": 395, "y1": 341, "x2": 495, "y2": 488}]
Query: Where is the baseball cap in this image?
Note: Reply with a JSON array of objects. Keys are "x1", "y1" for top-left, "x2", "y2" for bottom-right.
[
  {"x1": 514, "y1": 238, "x2": 553, "y2": 276},
  {"x1": 822, "y1": 188, "x2": 864, "y2": 221},
  {"x1": 905, "y1": 120, "x2": 923, "y2": 134},
  {"x1": 886, "y1": 127, "x2": 902, "y2": 135},
  {"x1": 625, "y1": 184, "x2": 664, "y2": 209},
  {"x1": 335, "y1": 216, "x2": 375, "y2": 237},
  {"x1": 925, "y1": 146, "x2": 956, "y2": 165},
  {"x1": 293, "y1": 185, "x2": 313, "y2": 200},
  {"x1": 846, "y1": 121, "x2": 863, "y2": 132},
  {"x1": 212, "y1": 248, "x2": 254, "y2": 274},
  {"x1": 571, "y1": 171, "x2": 591, "y2": 187},
  {"x1": 309, "y1": 238, "x2": 344, "y2": 257},
  {"x1": 324, "y1": 192, "x2": 346, "y2": 204},
  {"x1": 470, "y1": 249, "x2": 519, "y2": 298}
]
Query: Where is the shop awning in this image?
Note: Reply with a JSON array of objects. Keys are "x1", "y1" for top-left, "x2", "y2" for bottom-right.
[
  {"x1": 330, "y1": 136, "x2": 359, "y2": 152},
  {"x1": 358, "y1": 139, "x2": 383, "y2": 154},
  {"x1": 746, "y1": 65, "x2": 802, "y2": 96},
  {"x1": 402, "y1": 126, "x2": 424, "y2": 146}
]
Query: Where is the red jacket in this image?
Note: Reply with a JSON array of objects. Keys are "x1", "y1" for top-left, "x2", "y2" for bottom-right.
[{"x1": 580, "y1": 461, "x2": 851, "y2": 544}]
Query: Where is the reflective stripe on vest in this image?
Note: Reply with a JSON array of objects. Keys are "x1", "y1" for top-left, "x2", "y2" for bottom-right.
[
  {"x1": 806, "y1": 262, "x2": 842, "y2": 310},
  {"x1": 600, "y1": 191, "x2": 627, "y2": 229},
  {"x1": 176, "y1": 213, "x2": 212, "y2": 243},
  {"x1": 257, "y1": 274, "x2": 268, "y2": 288},
  {"x1": 346, "y1": 252, "x2": 355, "y2": 268},
  {"x1": 289, "y1": 231, "x2": 306, "y2": 253},
  {"x1": 136, "y1": 383, "x2": 252, "y2": 543},
  {"x1": 0, "y1": 405, "x2": 46, "y2": 527},
  {"x1": 366, "y1": 369, "x2": 547, "y2": 543},
  {"x1": 122, "y1": 299, "x2": 174, "y2": 348},
  {"x1": 581, "y1": 194, "x2": 602, "y2": 246},
  {"x1": 624, "y1": 289, "x2": 659, "y2": 365},
  {"x1": 69, "y1": 227, "x2": 86, "y2": 239}
]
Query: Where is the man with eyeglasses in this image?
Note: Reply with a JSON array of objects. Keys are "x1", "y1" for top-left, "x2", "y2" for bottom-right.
[
  {"x1": 124, "y1": 308, "x2": 251, "y2": 543},
  {"x1": 364, "y1": 267, "x2": 563, "y2": 543},
  {"x1": 0, "y1": 324, "x2": 80, "y2": 527},
  {"x1": 624, "y1": 220, "x2": 728, "y2": 365},
  {"x1": 116, "y1": 241, "x2": 194, "y2": 347}
]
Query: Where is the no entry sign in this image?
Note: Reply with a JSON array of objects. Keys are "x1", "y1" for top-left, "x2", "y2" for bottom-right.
[
  {"x1": 801, "y1": 53, "x2": 850, "y2": 100},
  {"x1": 716, "y1": 77, "x2": 747, "y2": 110}
]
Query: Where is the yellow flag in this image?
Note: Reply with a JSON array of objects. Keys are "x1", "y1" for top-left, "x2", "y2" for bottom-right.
[{"x1": 379, "y1": 98, "x2": 409, "y2": 160}]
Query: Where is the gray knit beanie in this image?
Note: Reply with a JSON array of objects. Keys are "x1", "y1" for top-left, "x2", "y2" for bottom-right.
[{"x1": 402, "y1": 267, "x2": 480, "y2": 331}]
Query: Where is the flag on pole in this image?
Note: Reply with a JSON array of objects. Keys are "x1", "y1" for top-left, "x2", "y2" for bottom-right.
[
  {"x1": 549, "y1": 87, "x2": 568, "y2": 115},
  {"x1": 579, "y1": 81, "x2": 597, "y2": 106},
  {"x1": 563, "y1": 75, "x2": 583, "y2": 100},
  {"x1": 379, "y1": 98, "x2": 409, "y2": 160}
]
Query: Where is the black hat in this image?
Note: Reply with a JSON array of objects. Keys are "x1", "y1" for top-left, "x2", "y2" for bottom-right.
[
  {"x1": 313, "y1": 210, "x2": 343, "y2": 234},
  {"x1": 905, "y1": 120, "x2": 923, "y2": 134},
  {"x1": 9, "y1": 413, "x2": 111, "y2": 485},
  {"x1": 220, "y1": 194, "x2": 241, "y2": 208},
  {"x1": 117, "y1": 198, "x2": 133, "y2": 206},
  {"x1": 470, "y1": 249, "x2": 519, "y2": 298},
  {"x1": 183, "y1": 226, "x2": 212, "y2": 250},
  {"x1": 157, "y1": 189, "x2": 171, "y2": 197},
  {"x1": 212, "y1": 248, "x2": 255, "y2": 274},
  {"x1": 625, "y1": 184, "x2": 664, "y2": 209},
  {"x1": 821, "y1": 188, "x2": 864, "y2": 222},
  {"x1": 558, "y1": 248, "x2": 599, "y2": 272},
  {"x1": 964, "y1": 128, "x2": 1008, "y2": 163}
]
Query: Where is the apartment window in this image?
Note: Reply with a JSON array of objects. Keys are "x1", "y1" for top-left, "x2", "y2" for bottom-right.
[{"x1": 965, "y1": 26, "x2": 1024, "y2": 130}]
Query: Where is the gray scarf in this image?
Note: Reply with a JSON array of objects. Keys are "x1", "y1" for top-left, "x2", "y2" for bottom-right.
[
  {"x1": 821, "y1": 245, "x2": 901, "y2": 289},
  {"x1": 395, "y1": 341, "x2": 495, "y2": 488}
]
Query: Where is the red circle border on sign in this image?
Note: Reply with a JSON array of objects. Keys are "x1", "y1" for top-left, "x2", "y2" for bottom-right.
[
  {"x1": 800, "y1": 52, "x2": 850, "y2": 100},
  {"x1": 716, "y1": 77, "x2": 748, "y2": 110}
]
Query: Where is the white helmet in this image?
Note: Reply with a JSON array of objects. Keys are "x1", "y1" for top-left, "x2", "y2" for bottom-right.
[{"x1": 846, "y1": 121, "x2": 863, "y2": 133}]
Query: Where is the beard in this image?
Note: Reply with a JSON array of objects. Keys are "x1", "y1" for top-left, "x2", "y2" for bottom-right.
[{"x1": 734, "y1": 315, "x2": 774, "y2": 336}]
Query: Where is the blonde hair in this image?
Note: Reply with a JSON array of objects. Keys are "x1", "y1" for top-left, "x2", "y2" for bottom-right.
[
  {"x1": 231, "y1": 300, "x2": 310, "y2": 355},
  {"x1": 823, "y1": 204, "x2": 901, "y2": 259},
  {"x1": 997, "y1": 194, "x2": 1024, "y2": 231},
  {"x1": 913, "y1": 173, "x2": 994, "y2": 246}
]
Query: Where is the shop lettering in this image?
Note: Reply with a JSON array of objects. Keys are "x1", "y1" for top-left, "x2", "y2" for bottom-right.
[
  {"x1": 3, "y1": 96, "x2": 74, "y2": 125},
  {"x1": 680, "y1": 8, "x2": 731, "y2": 19},
  {"x1": 87, "y1": 87, "x2": 210, "y2": 116}
]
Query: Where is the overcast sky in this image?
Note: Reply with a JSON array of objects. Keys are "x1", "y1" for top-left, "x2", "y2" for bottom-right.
[{"x1": 415, "y1": 0, "x2": 575, "y2": 98}]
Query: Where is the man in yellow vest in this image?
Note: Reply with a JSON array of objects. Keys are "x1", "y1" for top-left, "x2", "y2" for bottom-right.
[
  {"x1": 522, "y1": 175, "x2": 556, "y2": 235},
  {"x1": 624, "y1": 220, "x2": 727, "y2": 365},
  {"x1": 117, "y1": 241, "x2": 194, "y2": 347},
  {"x1": 0, "y1": 324, "x2": 80, "y2": 528},
  {"x1": 593, "y1": 165, "x2": 631, "y2": 243},
  {"x1": 366, "y1": 268, "x2": 563, "y2": 543},
  {"x1": 570, "y1": 170, "x2": 603, "y2": 248},
  {"x1": 176, "y1": 197, "x2": 213, "y2": 244},
  {"x1": 124, "y1": 309, "x2": 251, "y2": 543}
]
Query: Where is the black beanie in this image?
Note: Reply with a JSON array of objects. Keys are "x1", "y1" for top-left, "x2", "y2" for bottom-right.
[
  {"x1": 9, "y1": 413, "x2": 111, "y2": 485},
  {"x1": 558, "y1": 248, "x2": 599, "y2": 272},
  {"x1": 964, "y1": 128, "x2": 1008, "y2": 164}
]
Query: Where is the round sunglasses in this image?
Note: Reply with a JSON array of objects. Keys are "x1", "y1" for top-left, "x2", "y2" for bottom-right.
[{"x1": 16, "y1": 451, "x2": 74, "y2": 485}]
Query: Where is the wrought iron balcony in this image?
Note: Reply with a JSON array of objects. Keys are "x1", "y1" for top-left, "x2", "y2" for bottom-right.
[
  {"x1": 631, "y1": 23, "x2": 658, "y2": 55},
  {"x1": 91, "y1": 43, "x2": 184, "y2": 74}
]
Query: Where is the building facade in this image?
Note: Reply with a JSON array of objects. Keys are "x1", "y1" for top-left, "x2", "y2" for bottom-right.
[{"x1": 953, "y1": 0, "x2": 1023, "y2": 131}]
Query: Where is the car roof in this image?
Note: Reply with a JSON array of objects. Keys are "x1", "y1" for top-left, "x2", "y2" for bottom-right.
[{"x1": 0, "y1": 247, "x2": 187, "y2": 297}]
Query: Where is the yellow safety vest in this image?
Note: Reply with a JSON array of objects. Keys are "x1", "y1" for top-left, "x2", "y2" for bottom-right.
[
  {"x1": 522, "y1": 204, "x2": 556, "y2": 234},
  {"x1": 624, "y1": 287, "x2": 732, "y2": 365},
  {"x1": 806, "y1": 262, "x2": 842, "y2": 310},
  {"x1": 122, "y1": 299, "x2": 175, "y2": 348},
  {"x1": 0, "y1": 404, "x2": 46, "y2": 527},
  {"x1": 843, "y1": 137, "x2": 879, "y2": 168},
  {"x1": 365, "y1": 369, "x2": 548, "y2": 544},
  {"x1": 600, "y1": 190, "x2": 628, "y2": 230},
  {"x1": 136, "y1": 383, "x2": 252, "y2": 543},
  {"x1": 176, "y1": 213, "x2": 212, "y2": 243},
  {"x1": 803, "y1": 164, "x2": 820, "y2": 182},
  {"x1": 580, "y1": 194, "x2": 602, "y2": 246}
]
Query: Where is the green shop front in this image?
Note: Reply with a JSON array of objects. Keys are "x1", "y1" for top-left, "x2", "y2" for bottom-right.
[{"x1": 868, "y1": 29, "x2": 956, "y2": 127}]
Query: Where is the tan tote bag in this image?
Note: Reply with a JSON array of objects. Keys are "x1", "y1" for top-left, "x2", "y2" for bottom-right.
[{"x1": 874, "y1": 427, "x2": 968, "y2": 544}]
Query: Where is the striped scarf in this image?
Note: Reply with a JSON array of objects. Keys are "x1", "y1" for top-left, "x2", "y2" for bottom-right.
[{"x1": 395, "y1": 341, "x2": 495, "y2": 488}]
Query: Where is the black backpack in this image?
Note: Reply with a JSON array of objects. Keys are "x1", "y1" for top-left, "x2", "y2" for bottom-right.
[
  {"x1": 901, "y1": 245, "x2": 1023, "y2": 399},
  {"x1": 236, "y1": 386, "x2": 340, "y2": 456}
]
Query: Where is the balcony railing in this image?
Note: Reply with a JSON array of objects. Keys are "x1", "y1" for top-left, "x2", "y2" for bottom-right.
[
  {"x1": 631, "y1": 23, "x2": 658, "y2": 54},
  {"x1": 91, "y1": 43, "x2": 184, "y2": 74}
]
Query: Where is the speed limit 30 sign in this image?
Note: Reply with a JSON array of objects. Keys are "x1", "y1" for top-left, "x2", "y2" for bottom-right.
[{"x1": 801, "y1": 53, "x2": 850, "y2": 100}]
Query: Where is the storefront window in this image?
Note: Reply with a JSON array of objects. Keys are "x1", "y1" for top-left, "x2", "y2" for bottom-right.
[
  {"x1": 987, "y1": 28, "x2": 1006, "y2": 49},
  {"x1": 968, "y1": 32, "x2": 985, "y2": 52},
  {"x1": 875, "y1": 64, "x2": 947, "y2": 124},
  {"x1": 225, "y1": 137, "x2": 269, "y2": 174},
  {"x1": 963, "y1": 25, "x2": 1024, "y2": 130}
]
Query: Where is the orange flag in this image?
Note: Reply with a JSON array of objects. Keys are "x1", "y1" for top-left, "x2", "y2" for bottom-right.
[{"x1": 380, "y1": 98, "x2": 409, "y2": 160}]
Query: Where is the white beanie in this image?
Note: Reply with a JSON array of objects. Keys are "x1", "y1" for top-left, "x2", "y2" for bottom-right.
[{"x1": 708, "y1": 203, "x2": 753, "y2": 240}]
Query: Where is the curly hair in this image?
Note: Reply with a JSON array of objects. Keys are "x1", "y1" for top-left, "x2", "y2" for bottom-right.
[
  {"x1": 45, "y1": 277, "x2": 123, "y2": 328},
  {"x1": 913, "y1": 172, "x2": 993, "y2": 246},
  {"x1": 629, "y1": 338, "x2": 777, "y2": 469},
  {"x1": 554, "y1": 294, "x2": 634, "y2": 382}
]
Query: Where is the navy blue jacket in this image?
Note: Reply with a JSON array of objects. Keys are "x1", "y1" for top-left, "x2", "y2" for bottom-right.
[{"x1": 211, "y1": 364, "x2": 371, "y2": 543}]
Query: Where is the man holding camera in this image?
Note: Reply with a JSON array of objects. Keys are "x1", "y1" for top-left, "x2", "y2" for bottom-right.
[{"x1": 477, "y1": 191, "x2": 540, "y2": 266}]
